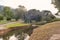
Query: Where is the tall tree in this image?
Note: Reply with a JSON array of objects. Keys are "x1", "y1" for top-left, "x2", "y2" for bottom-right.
[
  {"x1": 41, "y1": 10, "x2": 55, "y2": 22},
  {"x1": 24, "y1": 9, "x2": 41, "y2": 23},
  {"x1": 3, "y1": 6, "x2": 14, "y2": 20},
  {"x1": 52, "y1": 0, "x2": 60, "y2": 12},
  {"x1": 15, "y1": 5, "x2": 27, "y2": 20}
]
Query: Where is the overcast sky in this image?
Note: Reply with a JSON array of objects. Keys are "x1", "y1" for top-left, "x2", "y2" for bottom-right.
[{"x1": 0, "y1": 0, "x2": 58, "y2": 14}]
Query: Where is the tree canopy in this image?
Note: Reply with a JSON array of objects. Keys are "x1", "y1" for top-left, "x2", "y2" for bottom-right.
[
  {"x1": 15, "y1": 5, "x2": 27, "y2": 20},
  {"x1": 52, "y1": 0, "x2": 60, "y2": 12},
  {"x1": 3, "y1": 6, "x2": 14, "y2": 20}
]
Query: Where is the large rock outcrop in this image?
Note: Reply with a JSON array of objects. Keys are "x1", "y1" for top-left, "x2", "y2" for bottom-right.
[{"x1": 29, "y1": 21, "x2": 60, "y2": 40}]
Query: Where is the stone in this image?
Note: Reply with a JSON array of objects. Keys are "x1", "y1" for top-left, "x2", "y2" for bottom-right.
[{"x1": 29, "y1": 21, "x2": 60, "y2": 40}]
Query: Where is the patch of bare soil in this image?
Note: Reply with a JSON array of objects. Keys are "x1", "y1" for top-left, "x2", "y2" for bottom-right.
[{"x1": 29, "y1": 21, "x2": 60, "y2": 40}]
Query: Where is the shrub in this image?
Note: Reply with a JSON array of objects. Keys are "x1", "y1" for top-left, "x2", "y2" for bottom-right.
[
  {"x1": 0, "y1": 14, "x2": 4, "y2": 20},
  {"x1": 52, "y1": 18, "x2": 60, "y2": 22}
]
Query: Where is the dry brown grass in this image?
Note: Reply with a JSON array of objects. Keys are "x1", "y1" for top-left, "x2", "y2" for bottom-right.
[{"x1": 29, "y1": 21, "x2": 60, "y2": 40}]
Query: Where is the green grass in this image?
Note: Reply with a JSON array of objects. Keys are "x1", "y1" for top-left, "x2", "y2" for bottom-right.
[
  {"x1": 0, "y1": 20, "x2": 30, "y2": 29},
  {"x1": 5, "y1": 22, "x2": 30, "y2": 29}
]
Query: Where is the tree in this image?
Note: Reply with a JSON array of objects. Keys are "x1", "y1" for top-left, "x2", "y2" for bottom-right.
[
  {"x1": 41, "y1": 10, "x2": 55, "y2": 22},
  {"x1": 24, "y1": 9, "x2": 41, "y2": 23},
  {"x1": 15, "y1": 5, "x2": 27, "y2": 20},
  {"x1": 52, "y1": 0, "x2": 60, "y2": 12},
  {"x1": 3, "y1": 6, "x2": 14, "y2": 20}
]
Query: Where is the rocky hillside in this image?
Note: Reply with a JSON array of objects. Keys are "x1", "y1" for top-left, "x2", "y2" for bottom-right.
[{"x1": 29, "y1": 21, "x2": 60, "y2": 40}]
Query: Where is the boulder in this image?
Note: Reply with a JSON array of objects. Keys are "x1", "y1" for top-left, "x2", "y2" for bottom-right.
[{"x1": 29, "y1": 21, "x2": 60, "y2": 40}]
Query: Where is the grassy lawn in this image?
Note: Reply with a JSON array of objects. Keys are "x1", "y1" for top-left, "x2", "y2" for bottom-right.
[
  {"x1": 0, "y1": 20, "x2": 30, "y2": 29},
  {"x1": 5, "y1": 22, "x2": 30, "y2": 29}
]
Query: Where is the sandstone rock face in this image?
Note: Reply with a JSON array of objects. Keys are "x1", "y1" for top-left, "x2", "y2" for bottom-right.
[{"x1": 29, "y1": 21, "x2": 60, "y2": 40}]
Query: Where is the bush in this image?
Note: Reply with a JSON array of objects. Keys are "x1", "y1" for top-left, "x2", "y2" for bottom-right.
[
  {"x1": 0, "y1": 20, "x2": 8, "y2": 24},
  {"x1": 11, "y1": 19, "x2": 16, "y2": 22},
  {"x1": 6, "y1": 17, "x2": 11, "y2": 21},
  {"x1": 34, "y1": 21, "x2": 47, "y2": 25},
  {"x1": 52, "y1": 18, "x2": 60, "y2": 22},
  {"x1": 0, "y1": 14, "x2": 4, "y2": 20}
]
